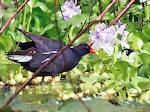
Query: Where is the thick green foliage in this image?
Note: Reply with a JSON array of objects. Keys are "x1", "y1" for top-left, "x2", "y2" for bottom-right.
[{"x1": 0, "y1": 0, "x2": 150, "y2": 104}]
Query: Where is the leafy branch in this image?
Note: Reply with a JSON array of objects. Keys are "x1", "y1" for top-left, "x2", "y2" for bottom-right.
[{"x1": 0, "y1": 0, "x2": 29, "y2": 34}]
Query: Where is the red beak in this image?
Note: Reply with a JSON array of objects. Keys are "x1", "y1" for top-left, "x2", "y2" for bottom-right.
[
  {"x1": 88, "y1": 41, "x2": 96, "y2": 54},
  {"x1": 89, "y1": 46, "x2": 96, "y2": 54}
]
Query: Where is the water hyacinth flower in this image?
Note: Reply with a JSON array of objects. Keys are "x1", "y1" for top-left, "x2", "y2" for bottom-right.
[
  {"x1": 115, "y1": 22, "x2": 130, "y2": 49},
  {"x1": 61, "y1": 0, "x2": 81, "y2": 21},
  {"x1": 140, "y1": 0, "x2": 150, "y2": 5},
  {"x1": 90, "y1": 22, "x2": 129, "y2": 56},
  {"x1": 90, "y1": 23, "x2": 116, "y2": 55}
]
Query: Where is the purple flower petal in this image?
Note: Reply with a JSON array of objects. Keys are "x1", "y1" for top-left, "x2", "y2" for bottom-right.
[
  {"x1": 61, "y1": 0, "x2": 81, "y2": 21},
  {"x1": 90, "y1": 22, "x2": 130, "y2": 55},
  {"x1": 140, "y1": 0, "x2": 150, "y2": 5},
  {"x1": 90, "y1": 23, "x2": 116, "y2": 55}
]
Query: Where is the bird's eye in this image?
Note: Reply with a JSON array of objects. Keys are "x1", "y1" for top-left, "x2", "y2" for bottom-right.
[{"x1": 86, "y1": 46, "x2": 89, "y2": 49}]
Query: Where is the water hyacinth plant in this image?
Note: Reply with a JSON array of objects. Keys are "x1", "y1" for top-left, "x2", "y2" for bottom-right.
[{"x1": 0, "y1": 0, "x2": 150, "y2": 110}]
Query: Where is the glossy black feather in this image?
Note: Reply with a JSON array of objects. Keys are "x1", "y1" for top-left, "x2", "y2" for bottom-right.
[
  {"x1": 16, "y1": 42, "x2": 35, "y2": 50},
  {"x1": 16, "y1": 28, "x2": 65, "y2": 53}
]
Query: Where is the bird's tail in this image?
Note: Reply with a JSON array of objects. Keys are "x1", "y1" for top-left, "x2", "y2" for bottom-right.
[
  {"x1": 16, "y1": 28, "x2": 32, "y2": 38},
  {"x1": 16, "y1": 28, "x2": 42, "y2": 43},
  {"x1": 7, "y1": 51, "x2": 32, "y2": 63},
  {"x1": 7, "y1": 54, "x2": 32, "y2": 63}
]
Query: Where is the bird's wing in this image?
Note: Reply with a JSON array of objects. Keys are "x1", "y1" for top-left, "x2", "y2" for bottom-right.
[
  {"x1": 7, "y1": 47, "x2": 37, "y2": 62},
  {"x1": 16, "y1": 41, "x2": 35, "y2": 50},
  {"x1": 16, "y1": 28, "x2": 66, "y2": 53}
]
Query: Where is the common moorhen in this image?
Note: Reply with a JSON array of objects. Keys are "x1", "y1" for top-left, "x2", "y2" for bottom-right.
[{"x1": 7, "y1": 29, "x2": 96, "y2": 76}]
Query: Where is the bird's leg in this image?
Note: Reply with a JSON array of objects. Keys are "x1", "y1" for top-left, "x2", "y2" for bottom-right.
[
  {"x1": 41, "y1": 76, "x2": 45, "y2": 84},
  {"x1": 51, "y1": 76, "x2": 56, "y2": 85},
  {"x1": 40, "y1": 76, "x2": 45, "y2": 88}
]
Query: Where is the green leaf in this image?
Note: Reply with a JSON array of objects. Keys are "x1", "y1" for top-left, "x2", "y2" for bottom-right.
[
  {"x1": 140, "y1": 53, "x2": 150, "y2": 75},
  {"x1": 28, "y1": 0, "x2": 38, "y2": 8},
  {"x1": 143, "y1": 42, "x2": 150, "y2": 54},
  {"x1": 131, "y1": 76, "x2": 150, "y2": 90},
  {"x1": 0, "y1": 35, "x2": 14, "y2": 51},
  {"x1": 70, "y1": 14, "x2": 88, "y2": 26},
  {"x1": 128, "y1": 52, "x2": 141, "y2": 67},
  {"x1": 135, "y1": 23, "x2": 150, "y2": 42},
  {"x1": 111, "y1": 61, "x2": 137, "y2": 80},
  {"x1": 34, "y1": 2, "x2": 50, "y2": 13},
  {"x1": 128, "y1": 33, "x2": 144, "y2": 51}
]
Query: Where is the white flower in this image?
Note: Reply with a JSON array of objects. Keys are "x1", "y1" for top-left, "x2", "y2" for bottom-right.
[
  {"x1": 140, "y1": 0, "x2": 150, "y2": 5},
  {"x1": 115, "y1": 22, "x2": 126, "y2": 35},
  {"x1": 90, "y1": 22, "x2": 130, "y2": 56},
  {"x1": 90, "y1": 23, "x2": 116, "y2": 55},
  {"x1": 117, "y1": 51, "x2": 122, "y2": 59},
  {"x1": 115, "y1": 22, "x2": 130, "y2": 49},
  {"x1": 117, "y1": 36, "x2": 130, "y2": 49},
  {"x1": 95, "y1": 23, "x2": 107, "y2": 32},
  {"x1": 61, "y1": 0, "x2": 81, "y2": 21}
]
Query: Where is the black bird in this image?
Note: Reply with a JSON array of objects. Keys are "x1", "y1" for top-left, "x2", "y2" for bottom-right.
[
  {"x1": 7, "y1": 29, "x2": 96, "y2": 76},
  {"x1": 123, "y1": 49, "x2": 133, "y2": 56}
]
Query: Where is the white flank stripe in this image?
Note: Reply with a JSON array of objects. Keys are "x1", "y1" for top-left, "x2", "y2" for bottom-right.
[
  {"x1": 42, "y1": 50, "x2": 58, "y2": 55},
  {"x1": 42, "y1": 58, "x2": 50, "y2": 63},
  {"x1": 8, "y1": 55, "x2": 32, "y2": 62}
]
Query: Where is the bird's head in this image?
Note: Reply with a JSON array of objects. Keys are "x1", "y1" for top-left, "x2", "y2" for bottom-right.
[{"x1": 73, "y1": 42, "x2": 96, "y2": 57}]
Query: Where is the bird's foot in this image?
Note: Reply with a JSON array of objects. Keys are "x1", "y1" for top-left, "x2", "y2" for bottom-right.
[
  {"x1": 51, "y1": 77, "x2": 56, "y2": 85},
  {"x1": 31, "y1": 77, "x2": 43, "y2": 85},
  {"x1": 50, "y1": 76, "x2": 60, "y2": 85}
]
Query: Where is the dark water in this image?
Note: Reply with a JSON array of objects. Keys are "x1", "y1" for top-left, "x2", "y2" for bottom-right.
[{"x1": 0, "y1": 85, "x2": 150, "y2": 112}]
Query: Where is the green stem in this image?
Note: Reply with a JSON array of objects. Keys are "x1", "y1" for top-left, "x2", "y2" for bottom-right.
[
  {"x1": 114, "y1": 44, "x2": 119, "y2": 64},
  {"x1": 27, "y1": 7, "x2": 32, "y2": 31},
  {"x1": 23, "y1": 6, "x2": 27, "y2": 28},
  {"x1": 18, "y1": 12, "x2": 22, "y2": 27},
  {"x1": 144, "y1": 4, "x2": 150, "y2": 20},
  {"x1": 118, "y1": 0, "x2": 122, "y2": 11},
  {"x1": 132, "y1": 15, "x2": 134, "y2": 23}
]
